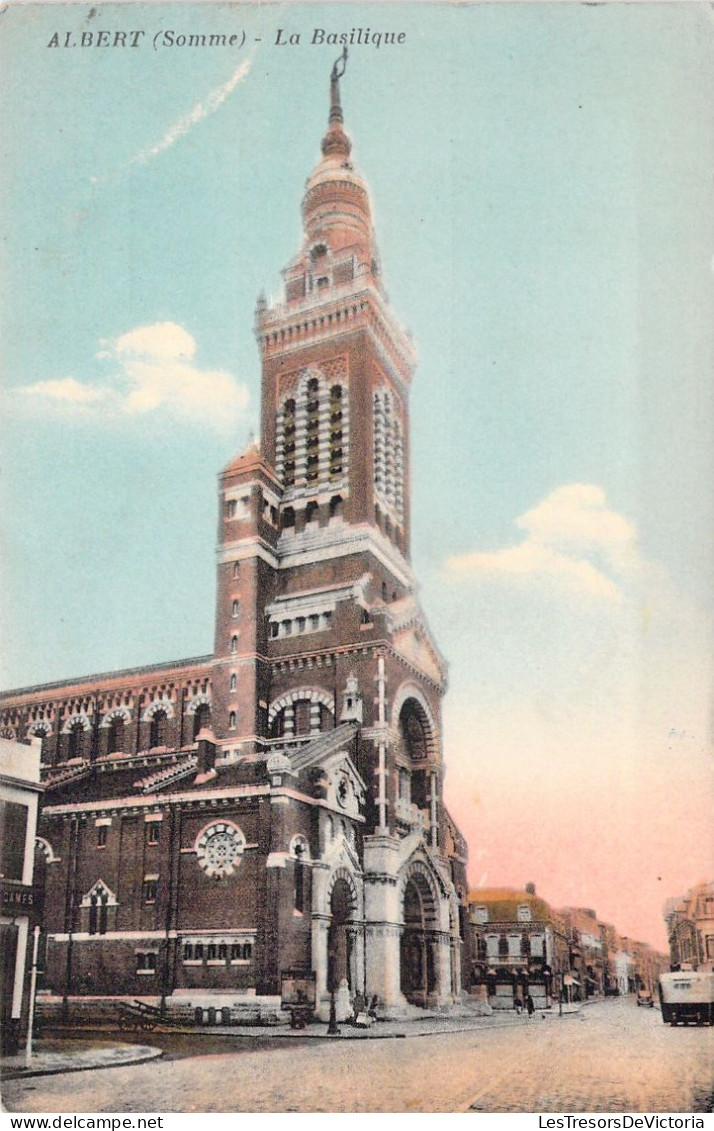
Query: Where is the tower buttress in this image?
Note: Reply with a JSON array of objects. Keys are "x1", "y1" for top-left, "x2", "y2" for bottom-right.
[{"x1": 212, "y1": 447, "x2": 282, "y2": 757}]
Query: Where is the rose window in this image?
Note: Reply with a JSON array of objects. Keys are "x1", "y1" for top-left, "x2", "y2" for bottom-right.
[{"x1": 195, "y1": 822, "x2": 246, "y2": 878}]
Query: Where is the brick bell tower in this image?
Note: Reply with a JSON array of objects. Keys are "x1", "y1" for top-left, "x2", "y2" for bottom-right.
[
  {"x1": 214, "y1": 52, "x2": 465, "y2": 1013},
  {"x1": 259, "y1": 47, "x2": 414, "y2": 561}
]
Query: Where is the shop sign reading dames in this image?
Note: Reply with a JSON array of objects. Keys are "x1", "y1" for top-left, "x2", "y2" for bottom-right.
[{"x1": 0, "y1": 881, "x2": 44, "y2": 916}]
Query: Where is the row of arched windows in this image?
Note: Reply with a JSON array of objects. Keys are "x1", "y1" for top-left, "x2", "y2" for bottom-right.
[
  {"x1": 373, "y1": 388, "x2": 405, "y2": 525},
  {"x1": 61, "y1": 703, "x2": 212, "y2": 760},
  {"x1": 280, "y1": 494, "x2": 344, "y2": 534},
  {"x1": 182, "y1": 941, "x2": 252, "y2": 963},
  {"x1": 276, "y1": 375, "x2": 348, "y2": 494}
]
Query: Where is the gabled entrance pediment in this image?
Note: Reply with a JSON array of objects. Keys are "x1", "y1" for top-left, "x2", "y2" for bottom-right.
[
  {"x1": 321, "y1": 750, "x2": 366, "y2": 819},
  {"x1": 323, "y1": 829, "x2": 362, "y2": 873}
]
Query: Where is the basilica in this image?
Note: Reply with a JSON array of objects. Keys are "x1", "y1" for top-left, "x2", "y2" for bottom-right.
[{"x1": 0, "y1": 56, "x2": 469, "y2": 1020}]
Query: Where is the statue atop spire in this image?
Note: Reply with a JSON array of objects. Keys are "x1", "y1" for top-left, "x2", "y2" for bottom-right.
[
  {"x1": 322, "y1": 48, "x2": 351, "y2": 158},
  {"x1": 329, "y1": 47, "x2": 348, "y2": 125}
]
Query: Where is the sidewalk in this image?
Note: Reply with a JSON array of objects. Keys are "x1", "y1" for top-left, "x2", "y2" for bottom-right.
[
  {"x1": 34, "y1": 1000, "x2": 591, "y2": 1050},
  {"x1": 260, "y1": 1001, "x2": 590, "y2": 1039},
  {"x1": 1, "y1": 1040, "x2": 163, "y2": 1082}
]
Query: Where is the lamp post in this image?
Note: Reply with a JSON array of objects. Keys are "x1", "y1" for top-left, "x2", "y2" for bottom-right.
[{"x1": 25, "y1": 925, "x2": 41, "y2": 1067}]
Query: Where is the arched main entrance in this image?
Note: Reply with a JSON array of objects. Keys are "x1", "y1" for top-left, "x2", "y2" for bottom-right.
[
  {"x1": 328, "y1": 877, "x2": 355, "y2": 994},
  {"x1": 400, "y1": 870, "x2": 439, "y2": 1007}
]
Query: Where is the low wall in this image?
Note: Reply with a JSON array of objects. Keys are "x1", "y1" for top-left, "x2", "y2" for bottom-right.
[{"x1": 35, "y1": 993, "x2": 286, "y2": 1029}]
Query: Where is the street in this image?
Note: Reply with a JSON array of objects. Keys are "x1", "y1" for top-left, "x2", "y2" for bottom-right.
[{"x1": 3, "y1": 999, "x2": 713, "y2": 1114}]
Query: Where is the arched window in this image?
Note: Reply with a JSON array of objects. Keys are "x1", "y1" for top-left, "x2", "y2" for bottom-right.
[
  {"x1": 230, "y1": 635, "x2": 238, "y2": 653},
  {"x1": 67, "y1": 722, "x2": 84, "y2": 760},
  {"x1": 107, "y1": 717, "x2": 124, "y2": 755},
  {"x1": 282, "y1": 507, "x2": 295, "y2": 531},
  {"x1": 399, "y1": 700, "x2": 429, "y2": 762},
  {"x1": 294, "y1": 700, "x2": 311, "y2": 736},
  {"x1": 281, "y1": 399, "x2": 297, "y2": 487},
  {"x1": 232, "y1": 562, "x2": 240, "y2": 579},
  {"x1": 150, "y1": 710, "x2": 168, "y2": 749},
  {"x1": 192, "y1": 703, "x2": 211, "y2": 740},
  {"x1": 294, "y1": 859, "x2": 305, "y2": 913},
  {"x1": 305, "y1": 501, "x2": 319, "y2": 524},
  {"x1": 373, "y1": 388, "x2": 405, "y2": 529},
  {"x1": 229, "y1": 673, "x2": 237, "y2": 692},
  {"x1": 232, "y1": 599, "x2": 240, "y2": 618},
  {"x1": 228, "y1": 710, "x2": 237, "y2": 730},
  {"x1": 88, "y1": 888, "x2": 109, "y2": 936},
  {"x1": 329, "y1": 495, "x2": 343, "y2": 520}
]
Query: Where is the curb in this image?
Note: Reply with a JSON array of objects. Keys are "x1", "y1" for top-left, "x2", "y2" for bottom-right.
[
  {"x1": 4, "y1": 1006, "x2": 601, "y2": 1079},
  {"x1": 2, "y1": 1046, "x2": 163, "y2": 1082},
  {"x1": 37, "y1": 1010, "x2": 583, "y2": 1044}
]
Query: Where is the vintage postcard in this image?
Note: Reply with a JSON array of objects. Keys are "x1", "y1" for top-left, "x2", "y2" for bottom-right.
[{"x1": 0, "y1": 1, "x2": 712, "y2": 1116}]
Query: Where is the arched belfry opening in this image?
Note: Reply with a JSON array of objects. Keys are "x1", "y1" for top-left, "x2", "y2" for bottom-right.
[
  {"x1": 396, "y1": 697, "x2": 435, "y2": 815},
  {"x1": 400, "y1": 869, "x2": 439, "y2": 1007},
  {"x1": 400, "y1": 699, "x2": 429, "y2": 761}
]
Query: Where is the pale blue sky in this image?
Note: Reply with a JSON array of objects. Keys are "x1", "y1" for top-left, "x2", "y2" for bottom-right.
[{"x1": 1, "y1": 3, "x2": 712, "y2": 945}]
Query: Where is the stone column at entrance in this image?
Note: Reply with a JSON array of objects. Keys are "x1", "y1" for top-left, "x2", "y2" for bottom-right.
[
  {"x1": 363, "y1": 835, "x2": 406, "y2": 1011},
  {"x1": 347, "y1": 925, "x2": 365, "y2": 999},
  {"x1": 434, "y1": 933, "x2": 454, "y2": 1007},
  {"x1": 312, "y1": 914, "x2": 330, "y2": 1010},
  {"x1": 364, "y1": 923, "x2": 402, "y2": 1006}
]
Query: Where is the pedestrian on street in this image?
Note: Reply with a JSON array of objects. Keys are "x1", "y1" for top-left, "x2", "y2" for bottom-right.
[{"x1": 526, "y1": 994, "x2": 535, "y2": 1019}]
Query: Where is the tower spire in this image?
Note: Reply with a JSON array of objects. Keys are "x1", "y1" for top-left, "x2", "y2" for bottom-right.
[{"x1": 322, "y1": 48, "x2": 351, "y2": 158}]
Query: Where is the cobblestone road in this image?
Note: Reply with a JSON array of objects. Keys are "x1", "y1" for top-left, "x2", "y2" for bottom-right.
[{"x1": 4, "y1": 999, "x2": 713, "y2": 1114}]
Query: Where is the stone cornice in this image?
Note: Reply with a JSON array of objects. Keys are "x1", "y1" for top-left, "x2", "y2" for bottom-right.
[
  {"x1": 41, "y1": 784, "x2": 270, "y2": 818},
  {"x1": 0, "y1": 656, "x2": 213, "y2": 708}
]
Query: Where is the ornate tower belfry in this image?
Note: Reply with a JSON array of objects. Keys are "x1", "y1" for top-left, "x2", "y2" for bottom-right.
[{"x1": 256, "y1": 52, "x2": 417, "y2": 563}]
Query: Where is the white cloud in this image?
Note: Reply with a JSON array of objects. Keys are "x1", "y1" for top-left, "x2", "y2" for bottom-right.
[
  {"x1": 518, "y1": 484, "x2": 638, "y2": 572},
  {"x1": 19, "y1": 377, "x2": 107, "y2": 406},
  {"x1": 445, "y1": 483, "x2": 639, "y2": 601},
  {"x1": 113, "y1": 322, "x2": 196, "y2": 362},
  {"x1": 130, "y1": 56, "x2": 254, "y2": 166},
  {"x1": 15, "y1": 322, "x2": 249, "y2": 432}
]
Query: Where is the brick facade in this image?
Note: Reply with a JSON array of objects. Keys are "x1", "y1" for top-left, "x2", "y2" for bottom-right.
[{"x1": 0, "y1": 60, "x2": 468, "y2": 1020}]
